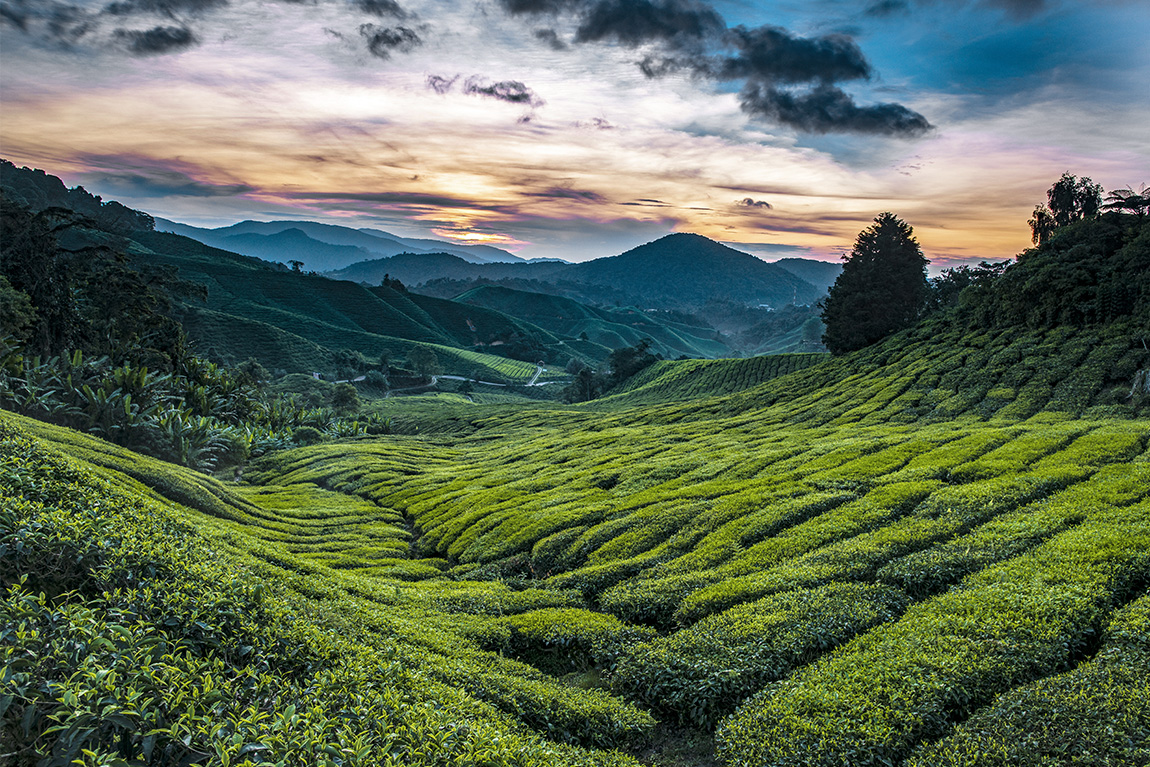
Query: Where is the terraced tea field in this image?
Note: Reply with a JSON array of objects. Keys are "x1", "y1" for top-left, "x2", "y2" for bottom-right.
[{"x1": 4, "y1": 316, "x2": 1148, "y2": 766}]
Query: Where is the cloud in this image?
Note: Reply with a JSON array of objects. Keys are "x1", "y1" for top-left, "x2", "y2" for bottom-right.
[
  {"x1": 739, "y1": 82, "x2": 932, "y2": 136},
  {"x1": 0, "y1": 5, "x2": 28, "y2": 31},
  {"x1": 489, "y1": 0, "x2": 931, "y2": 136},
  {"x1": 533, "y1": 27, "x2": 567, "y2": 50},
  {"x1": 354, "y1": 0, "x2": 407, "y2": 18},
  {"x1": 524, "y1": 187, "x2": 607, "y2": 202},
  {"x1": 463, "y1": 76, "x2": 545, "y2": 107},
  {"x1": 358, "y1": 23, "x2": 420, "y2": 58},
  {"x1": 573, "y1": 0, "x2": 724, "y2": 48},
  {"x1": 113, "y1": 25, "x2": 196, "y2": 54},
  {"x1": 426, "y1": 74, "x2": 458, "y2": 94},
  {"x1": 864, "y1": 0, "x2": 910, "y2": 17},
  {"x1": 73, "y1": 156, "x2": 254, "y2": 197},
  {"x1": 717, "y1": 25, "x2": 871, "y2": 84},
  {"x1": 496, "y1": 0, "x2": 577, "y2": 15},
  {"x1": 103, "y1": 0, "x2": 228, "y2": 15},
  {"x1": 737, "y1": 197, "x2": 772, "y2": 208}
]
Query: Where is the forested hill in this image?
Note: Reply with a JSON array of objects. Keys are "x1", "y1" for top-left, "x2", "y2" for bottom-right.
[
  {"x1": 0, "y1": 158, "x2": 153, "y2": 232},
  {"x1": 330, "y1": 233, "x2": 823, "y2": 314}
]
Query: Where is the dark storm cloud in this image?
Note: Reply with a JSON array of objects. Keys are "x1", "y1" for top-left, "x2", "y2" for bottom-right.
[
  {"x1": 739, "y1": 82, "x2": 932, "y2": 136},
  {"x1": 114, "y1": 24, "x2": 195, "y2": 54},
  {"x1": 103, "y1": 0, "x2": 227, "y2": 15},
  {"x1": 573, "y1": 0, "x2": 723, "y2": 48},
  {"x1": 358, "y1": 23, "x2": 420, "y2": 58},
  {"x1": 496, "y1": 0, "x2": 577, "y2": 15},
  {"x1": 737, "y1": 197, "x2": 772, "y2": 208},
  {"x1": 354, "y1": 0, "x2": 406, "y2": 17},
  {"x1": 463, "y1": 77, "x2": 545, "y2": 107},
  {"x1": 426, "y1": 74, "x2": 458, "y2": 94},
  {"x1": 717, "y1": 25, "x2": 871, "y2": 84},
  {"x1": 533, "y1": 27, "x2": 567, "y2": 50},
  {"x1": 493, "y1": 0, "x2": 931, "y2": 136},
  {"x1": 0, "y1": 3, "x2": 28, "y2": 29}
]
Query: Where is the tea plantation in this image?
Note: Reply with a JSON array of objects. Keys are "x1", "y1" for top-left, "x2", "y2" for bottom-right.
[{"x1": 5, "y1": 298, "x2": 1148, "y2": 765}]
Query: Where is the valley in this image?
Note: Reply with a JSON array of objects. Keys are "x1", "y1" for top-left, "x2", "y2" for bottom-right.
[{"x1": 2, "y1": 161, "x2": 1148, "y2": 766}]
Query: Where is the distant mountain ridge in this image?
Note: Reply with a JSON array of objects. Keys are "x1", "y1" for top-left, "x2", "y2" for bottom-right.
[
  {"x1": 331, "y1": 233, "x2": 825, "y2": 313},
  {"x1": 154, "y1": 217, "x2": 530, "y2": 271},
  {"x1": 772, "y1": 257, "x2": 843, "y2": 295}
]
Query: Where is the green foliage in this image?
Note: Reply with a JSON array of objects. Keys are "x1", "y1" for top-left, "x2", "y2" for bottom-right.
[
  {"x1": 821, "y1": 213, "x2": 929, "y2": 354},
  {"x1": 0, "y1": 417, "x2": 650, "y2": 766},
  {"x1": 714, "y1": 503, "x2": 1150, "y2": 767},
  {"x1": 964, "y1": 213, "x2": 1149, "y2": 329},
  {"x1": 905, "y1": 595, "x2": 1150, "y2": 767},
  {"x1": 1029, "y1": 171, "x2": 1104, "y2": 244},
  {"x1": 613, "y1": 583, "x2": 910, "y2": 728},
  {"x1": 4, "y1": 165, "x2": 1150, "y2": 767},
  {"x1": 407, "y1": 344, "x2": 442, "y2": 379}
]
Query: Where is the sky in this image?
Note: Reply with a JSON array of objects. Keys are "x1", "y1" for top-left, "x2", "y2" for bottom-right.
[{"x1": 1, "y1": 0, "x2": 1147, "y2": 268}]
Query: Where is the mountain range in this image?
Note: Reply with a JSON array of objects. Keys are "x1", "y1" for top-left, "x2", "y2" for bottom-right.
[
  {"x1": 329, "y1": 234, "x2": 830, "y2": 312},
  {"x1": 154, "y1": 217, "x2": 535, "y2": 272}
]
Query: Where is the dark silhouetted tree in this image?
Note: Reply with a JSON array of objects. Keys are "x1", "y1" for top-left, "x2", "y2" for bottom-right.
[
  {"x1": 820, "y1": 212, "x2": 929, "y2": 355},
  {"x1": 1030, "y1": 172, "x2": 1103, "y2": 244},
  {"x1": 1103, "y1": 184, "x2": 1149, "y2": 218}
]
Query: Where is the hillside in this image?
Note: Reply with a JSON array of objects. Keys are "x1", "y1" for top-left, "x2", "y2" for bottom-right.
[
  {"x1": 773, "y1": 257, "x2": 843, "y2": 295},
  {"x1": 562, "y1": 234, "x2": 822, "y2": 309},
  {"x1": 6, "y1": 301, "x2": 1148, "y2": 764},
  {"x1": 455, "y1": 284, "x2": 734, "y2": 360},
  {"x1": 4, "y1": 163, "x2": 1149, "y2": 766},
  {"x1": 330, "y1": 234, "x2": 822, "y2": 317},
  {"x1": 157, "y1": 217, "x2": 526, "y2": 270},
  {"x1": 127, "y1": 230, "x2": 559, "y2": 379}
]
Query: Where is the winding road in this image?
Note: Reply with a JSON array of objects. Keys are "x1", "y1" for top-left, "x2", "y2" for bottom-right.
[{"x1": 385, "y1": 365, "x2": 561, "y2": 397}]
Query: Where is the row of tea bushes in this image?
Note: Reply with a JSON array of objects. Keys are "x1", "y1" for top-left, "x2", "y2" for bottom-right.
[
  {"x1": 612, "y1": 583, "x2": 910, "y2": 728},
  {"x1": 713, "y1": 501, "x2": 1150, "y2": 767},
  {"x1": 906, "y1": 594, "x2": 1150, "y2": 767},
  {"x1": 879, "y1": 462, "x2": 1150, "y2": 598},
  {"x1": 600, "y1": 353, "x2": 826, "y2": 407},
  {"x1": 0, "y1": 417, "x2": 649, "y2": 766},
  {"x1": 477, "y1": 608, "x2": 658, "y2": 675},
  {"x1": 674, "y1": 469, "x2": 1083, "y2": 623}
]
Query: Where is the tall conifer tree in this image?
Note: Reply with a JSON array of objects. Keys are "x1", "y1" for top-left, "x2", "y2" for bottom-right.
[{"x1": 821, "y1": 212, "x2": 929, "y2": 354}]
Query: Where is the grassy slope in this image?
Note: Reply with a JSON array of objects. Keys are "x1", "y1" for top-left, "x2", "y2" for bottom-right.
[
  {"x1": 5, "y1": 304, "x2": 1149, "y2": 764},
  {"x1": 244, "y1": 315, "x2": 1150, "y2": 765},
  {"x1": 130, "y1": 231, "x2": 549, "y2": 381},
  {"x1": 455, "y1": 284, "x2": 732, "y2": 359}
]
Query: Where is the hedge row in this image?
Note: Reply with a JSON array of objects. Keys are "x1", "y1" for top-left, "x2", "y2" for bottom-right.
[
  {"x1": 612, "y1": 582, "x2": 910, "y2": 728},
  {"x1": 906, "y1": 595, "x2": 1150, "y2": 767},
  {"x1": 714, "y1": 501, "x2": 1150, "y2": 767}
]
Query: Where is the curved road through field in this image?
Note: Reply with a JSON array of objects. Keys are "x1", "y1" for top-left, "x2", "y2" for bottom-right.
[{"x1": 386, "y1": 366, "x2": 560, "y2": 397}]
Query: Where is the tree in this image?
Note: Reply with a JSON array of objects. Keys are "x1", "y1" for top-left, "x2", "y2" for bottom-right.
[
  {"x1": 603, "y1": 338, "x2": 658, "y2": 389},
  {"x1": 820, "y1": 213, "x2": 929, "y2": 355},
  {"x1": 288, "y1": 259, "x2": 304, "y2": 272},
  {"x1": 1029, "y1": 172, "x2": 1103, "y2": 244},
  {"x1": 1103, "y1": 184, "x2": 1149, "y2": 218},
  {"x1": 330, "y1": 383, "x2": 359, "y2": 415},
  {"x1": 408, "y1": 345, "x2": 440, "y2": 379}
]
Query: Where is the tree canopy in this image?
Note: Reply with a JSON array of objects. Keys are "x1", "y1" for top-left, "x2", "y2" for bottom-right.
[
  {"x1": 1029, "y1": 172, "x2": 1103, "y2": 245},
  {"x1": 820, "y1": 213, "x2": 929, "y2": 355}
]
